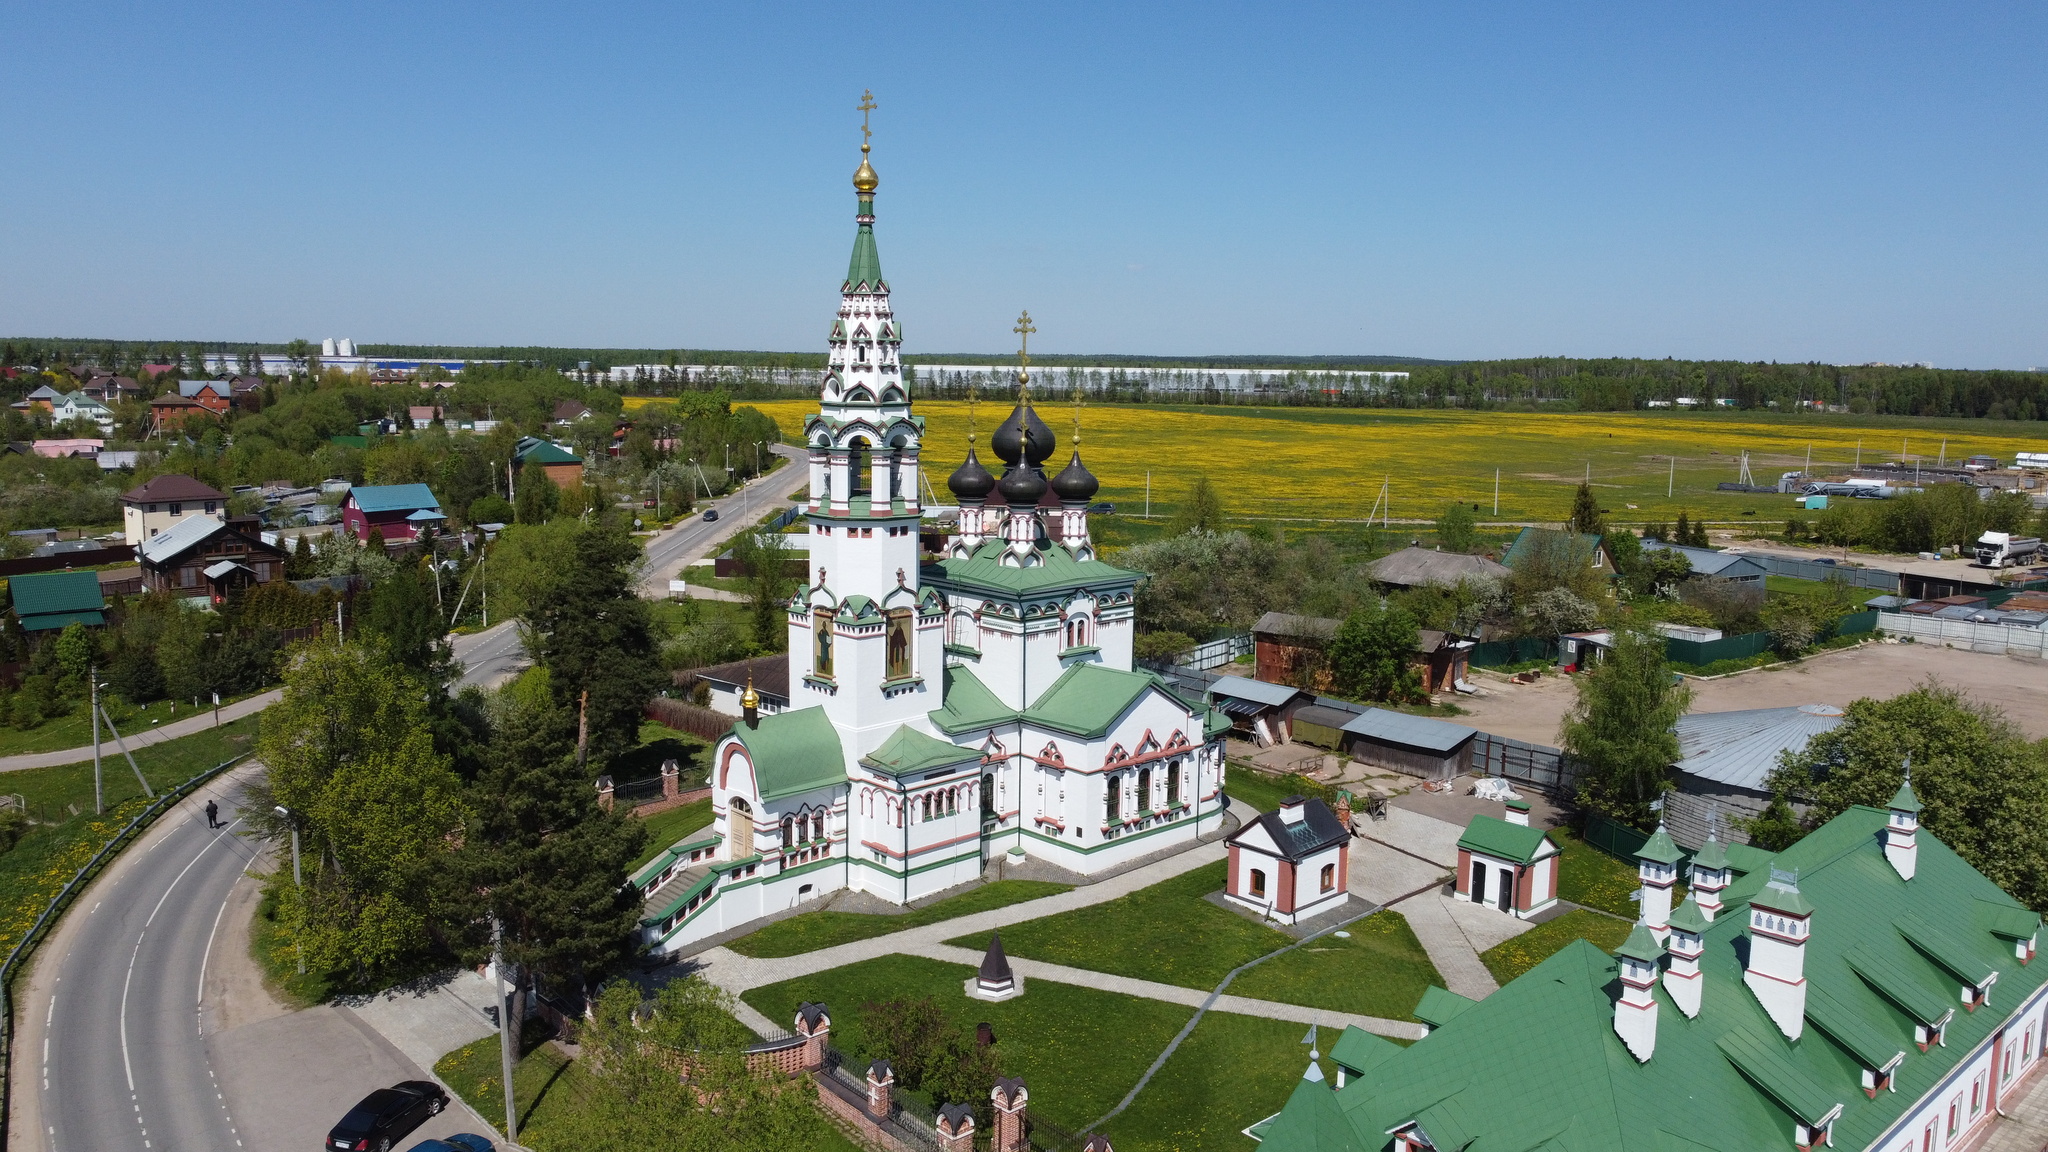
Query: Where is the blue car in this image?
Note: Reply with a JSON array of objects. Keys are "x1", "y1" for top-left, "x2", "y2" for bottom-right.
[{"x1": 404, "y1": 1137, "x2": 493, "y2": 1152}]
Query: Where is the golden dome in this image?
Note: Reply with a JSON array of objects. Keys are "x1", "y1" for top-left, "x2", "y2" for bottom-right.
[
  {"x1": 853, "y1": 153, "x2": 879, "y2": 194},
  {"x1": 741, "y1": 672, "x2": 760, "y2": 710}
]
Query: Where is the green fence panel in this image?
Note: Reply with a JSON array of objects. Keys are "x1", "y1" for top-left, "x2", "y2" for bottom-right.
[
  {"x1": 1825, "y1": 610, "x2": 1879, "y2": 639},
  {"x1": 1664, "y1": 630, "x2": 1773, "y2": 666},
  {"x1": 1471, "y1": 636, "x2": 1556, "y2": 668},
  {"x1": 1584, "y1": 813, "x2": 1650, "y2": 862}
]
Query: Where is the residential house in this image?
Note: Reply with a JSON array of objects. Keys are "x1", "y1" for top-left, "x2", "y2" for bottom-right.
[
  {"x1": 176, "y1": 380, "x2": 233, "y2": 415},
  {"x1": 32, "y1": 438, "x2": 103, "y2": 459},
  {"x1": 1501, "y1": 525, "x2": 1617, "y2": 576},
  {"x1": 120, "y1": 474, "x2": 228, "y2": 545},
  {"x1": 1366, "y1": 545, "x2": 1512, "y2": 591},
  {"x1": 1206, "y1": 675, "x2": 1314, "y2": 746},
  {"x1": 1665, "y1": 704, "x2": 1845, "y2": 848},
  {"x1": 1642, "y1": 539, "x2": 1770, "y2": 587},
  {"x1": 513, "y1": 436, "x2": 585, "y2": 487},
  {"x1": 677, "y1": 654, "x2": 791, "y2": 717},
  {"x1": 148, "y1": 392, "x2": 213, "y2": 433},
  {"x1": 15, "y1": 384, "x2": 63, "y2": 413},
  {"x1": 1251, "y1": 611, "x2": 1474, "y2": 696},
  {"x1": 551, "y1": 399, "x2": 593, "y2": 425},
  {"x1": 1224, "y1": 794, "x2": 1351, "y2": 925},
  {"x1": 407, "y1": 405, "x2": 441, "y2": 427},
  {"x1": 1253, "y1": 786, "x2": 2048, "y2": 1152},
  {"x1": 136, "y1": 515, "x2": 288, "y2": 601},
  {"x1": 1453, "y1": 800, "x2": 1562, "y2": 918},
  {"x1": 340, "y1": 483, "x2": 445, "y2": 544},
  {"x1": 79, "y1": 375, "x2": 141, "y2": 406},
  {"x1": 10, "y1": 570, "x2": 108, "y2": 633},
  {"x1": 48, "y1": 392, "x2": 116, "y2": 434}
]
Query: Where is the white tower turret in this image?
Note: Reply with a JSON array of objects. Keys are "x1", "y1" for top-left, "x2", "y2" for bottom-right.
[
  {"x1": 1612, "y1": 923, "x2": 1662, "y2": 1062},
  {"x1": 1743, "y1": 868, "x2": 1813, "y2": 1041},
  {"x1": 1635, "y1": 822, "x2": 1682, "y2": 943}
]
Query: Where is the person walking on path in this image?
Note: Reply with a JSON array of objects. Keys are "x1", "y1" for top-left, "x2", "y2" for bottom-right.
[{"x1": 205, "y1": 799, "x2": 219, "y2": 830}]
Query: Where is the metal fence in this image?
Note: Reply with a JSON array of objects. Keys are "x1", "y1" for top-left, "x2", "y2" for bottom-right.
[
  {"x1": 1584, "y1": 812, "x2": 1651, "y2": 861},
  {"x1": 1168, "y1": 632, "x2": 1253, "y2": 671},
  {"x1": 1471, "y1": 732, "x2": 1580, "y2": 796},
  {"x1": 1743, "y1": 553, "x2": 1901, "y2": 591},
  {"x1": 0, "y1": 755, "x2": 249, "y2": 1152},
  {"x1": 1470, "y1": 636, "x2": 1557, "y2": 668},
  {"x1": 1878, "y1": 613, "x2": 2048, "y2": 658}
]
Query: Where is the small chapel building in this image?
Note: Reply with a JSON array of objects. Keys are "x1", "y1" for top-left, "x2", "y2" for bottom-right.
[
  {"x1": 1452, "y1": 800, "x2": 1561, "y2": 919},
  {"x1": 1224, "y1": 795, "x2": 1351, "y2": 925}
]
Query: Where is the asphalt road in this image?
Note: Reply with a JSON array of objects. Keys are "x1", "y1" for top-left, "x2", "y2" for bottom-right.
[{"x1": 13, "y1": 767, "x2": 495, "y2": 1152}]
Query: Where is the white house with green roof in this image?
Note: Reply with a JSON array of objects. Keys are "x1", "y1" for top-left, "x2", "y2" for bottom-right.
[
  {"x1": 639, "y1": 135, "x2": 1230, "y2": 955},
  {"x1": 1251, "y1": 779, "x2": 2048, "y2": 1152}
]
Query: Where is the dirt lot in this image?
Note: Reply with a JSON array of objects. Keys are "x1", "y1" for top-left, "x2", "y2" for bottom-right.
[{"x1": 1457, "y1": 641, "x2": 2048, "y2": 745}]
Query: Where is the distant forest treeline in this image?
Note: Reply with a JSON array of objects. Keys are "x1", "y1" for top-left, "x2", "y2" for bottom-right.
[{"x1": 5, "y1": 337, "x2": 2044, "y2": 422}]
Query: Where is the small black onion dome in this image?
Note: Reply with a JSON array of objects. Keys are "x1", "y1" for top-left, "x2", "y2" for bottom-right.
[
  {"x1": 946, "y1": 448, "x2": 996, "y2": 503},
  {"x1": 997, "y1": 462, "x2": 1046, "y2": 505},
  {"x1": 1050, "y1": 450, "x2": 1099, "y2": 503},
  {"x1": 990, "y1": 403, "x2": 1056, "y2": 467}
]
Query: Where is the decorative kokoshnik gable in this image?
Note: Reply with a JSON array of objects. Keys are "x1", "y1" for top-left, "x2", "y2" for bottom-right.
[{"x1": 1254, "y1": 780, "x2": 2048, "y2": 1152}]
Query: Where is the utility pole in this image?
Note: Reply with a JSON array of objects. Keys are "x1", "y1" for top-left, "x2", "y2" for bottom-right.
[
  {"x1": 1804, "y1": 443, "x2": 1812, "y2": 478},
  {"x1": 493, "y1": 918, "x2": 519, "y2": 1146},
  {"x1": 1144, "y1": 470, "x2": 1151, "y2": 519},
  {"x1": 1667, "y1": 456, "x2": 1675, "y2": 498},
  {"x1": 1493, "y1": 468, "x2": 1500, "y2": 516},
  {"x1": 274, "y1": 806, "x2": 304, "y2": 974},
  {"x1": 335, "y1": 601, "x2": 344, "y2": 644},
  {"x1": 91, "y1": 666, "x2": 102, "y2": 815}
]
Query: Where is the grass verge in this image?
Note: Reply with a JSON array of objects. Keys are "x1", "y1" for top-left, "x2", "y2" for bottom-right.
[
  {"x1": 629, "y1": 798, "x2": 713, "y2": 870},
  {"x1": 1548, "y1": 827, "x2": 1653, "y2": 917},
  {"x1": 953, "y1": 861, "x2": 1290, "y2": 991},
  {"x1": 0, "y1": 690, "x2": 264, "y2": 758},
  {"x1": 1103, "y1": 1011, "x2": 1333, "y2": 1152},
  {"x1": 1479, "y1": 908, "x2": 1632, "y2": 984},
  {"x1": 436, "y1": 1029, "x2": 586, "y2": 1145},
  {"x1": 1227, "y1": 910, "x2": 1442, "y2": 1020},
  {"x1": 249, "y1": 873, "x2": 334, "y2": 1008},
  {"x1": 725, "y1": 879, "x2": 1074, "y2": 959}
]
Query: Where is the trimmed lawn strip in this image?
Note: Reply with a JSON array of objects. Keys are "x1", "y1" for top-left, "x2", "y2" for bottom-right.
[
  {"x1": 1479, "y1": 909, "x2": 1631, "y2": 984},
  {"x1": 0, "y1": 715, "x2": 259, "y2": 959},
  {"x1": 741, "y1": 953, "x2": 1191, "y2": 1133},
  {"x1": 629, "y1": 798, "x2": 713, "y2": 870},
  {"x1": 1224, "y1": 770, "x2": 1336, "y2": 816},
  {"x1": 726, "y1": 879, "x2": 1073, "y2": 959},
  {"x1": 1228, "y1": 910, "x2": 1442, "y2": 1020},
  {"x1": 0, "y1": 692, "x2": 261, "y2": 758},
  {"x1": 436, "y1": 1031, "x2": 589, "y2": 1147},
  {"x1": 1548, "y1": 827, "x2": 1646, "y2": 917},
  {"x1": 953, "y1": 861, "x2": 1289, "y2": 992},
  {"x1": 1103, "y1": 1011, "x2": 1329, "y2": 1152}
]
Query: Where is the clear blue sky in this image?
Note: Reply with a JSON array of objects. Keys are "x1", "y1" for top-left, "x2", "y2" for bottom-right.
[{"x1": 3, "y1": 2, "x2": 2043, "y2": 367}]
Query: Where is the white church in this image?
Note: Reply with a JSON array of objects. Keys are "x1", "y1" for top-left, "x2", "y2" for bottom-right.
[{"x1": 635, "y1": 136, "x2": 1230, "y2": 955}]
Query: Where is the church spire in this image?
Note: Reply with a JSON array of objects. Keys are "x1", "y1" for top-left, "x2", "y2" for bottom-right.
[{"x1": 846, "y1": 89, "x2": 884, "y2": 292}]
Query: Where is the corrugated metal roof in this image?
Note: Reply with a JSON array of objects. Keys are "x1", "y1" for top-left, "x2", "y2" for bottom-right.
[
  {"x1": 1642, "y1": 540, "x2": 1769, "y2": 578},
  {"x1": 1339, "y1": 707, "x2": 1477, "y2": 752},
  {"x1": 1207, "y1": 674, "x2": 1305, "y2": 708},
  {"x1": 1674, "y1": 705, "x2": 1843, "y2": 792},
  {"x1": 346, "y1": 483, "x2": 442, "y2": 515},
  {"x1": 136, "y1": 513, "x2": 228, "y2": 565}
]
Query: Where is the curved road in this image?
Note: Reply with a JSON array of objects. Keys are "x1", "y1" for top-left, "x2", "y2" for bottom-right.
[{"x1": 23, "y1": 768, "x2": 263, "y2": 1152}]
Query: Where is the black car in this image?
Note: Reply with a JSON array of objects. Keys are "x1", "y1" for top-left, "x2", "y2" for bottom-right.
[
  {"x1": 327, "y1": 1080, "x2": 448, "y2": 1152},
  {"x1": 1089, "y1": 501, "x2": 1116, "y2": 514},
  {"x1": 703, "y1": 507, "x2": 720, "y2": 522}
]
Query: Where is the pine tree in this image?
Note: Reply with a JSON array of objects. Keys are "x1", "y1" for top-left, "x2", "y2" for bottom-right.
[
  {"x1": 1673, "y1": 511, "x2": 1691, "y2": 547},
  {"x1": 521, "y1": 522, "x2": 666, "y2": 767},
  {"x1": 1567, "y1": 482, "x2": 1605, "y2": 536},
  {"x1": 1166, "y1": 476, "x2": 1228, "y2": 536}
]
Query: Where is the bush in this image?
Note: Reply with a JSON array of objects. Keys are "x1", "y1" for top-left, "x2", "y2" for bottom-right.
[{"x1": 1132, "y1": 631, "x2": 1195, "y2": 663}]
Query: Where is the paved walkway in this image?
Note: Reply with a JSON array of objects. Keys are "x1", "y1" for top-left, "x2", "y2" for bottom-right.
[
  {"x1": 1977, "y1": 1061, "x2": 2048, "y2": 1152},
  {"x1": 0, "y1": 689, "x2": 279, "y2": 773},
  {"x1": 1392, "y1": 891, "x2": 1502, "y2": 999}
]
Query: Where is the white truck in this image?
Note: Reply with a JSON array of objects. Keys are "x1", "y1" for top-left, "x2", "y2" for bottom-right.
[{"x1": 1973, "y1": 531, "x2": 2043, "y2": 569}]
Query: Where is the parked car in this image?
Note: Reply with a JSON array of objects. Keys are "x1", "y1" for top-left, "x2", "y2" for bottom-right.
[
  {"x1": 404, "y1": 1136, "x2": 493, "y2": 1152},
  {"x1": 1089, "y1": 501, "x2": 1116, "y2": 514},
  {"x1": 642, "y1": 497, "x2": 656, "y2": 508},
  {"x1": 703, "y1": 508, "x2": 720, "y2": 522},
  {"x1": 327, "y1": 1081, "x2": 448, "y2": 1151}
]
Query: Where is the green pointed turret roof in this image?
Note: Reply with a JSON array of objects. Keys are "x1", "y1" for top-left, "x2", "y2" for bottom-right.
[
  {"x1": 845, "y1": 194, "x2": 885, "y2": 291},
  {"x1": 1888, "y1": 777, "x2": 1923, "y2": 814},
  {"x1": 1668, "y1": 897, "x2": 1711, "y2": 935},
  {"x1": 1637, "y1": 822, "x2": 1684, "y2": 865},
  {"x1": 1615, "y1": 922, "x2": 1664, "y2": 963},
  {"x1": 1691, "y1": 834, "x2": 1729, "y2": 871}
]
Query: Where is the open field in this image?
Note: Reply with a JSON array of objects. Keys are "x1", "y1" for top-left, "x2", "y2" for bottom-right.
[{"x1": 719, "y1": 399, "x2": 2048, "y2": 527}]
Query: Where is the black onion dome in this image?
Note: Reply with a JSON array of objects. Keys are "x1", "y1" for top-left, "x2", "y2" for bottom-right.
[
  {"x1": 946, "y1": 448, "x2": 996, "y2": 502},
  {"x1": 1050, "y1": 450, "x2": 1099, "y2": 503},
  {"x1": 990, "y1": 403, "x2": 1056, "y2": 467},
  {"x1": 997, "y1": 462, "x2": 1047, "y2": 505}
]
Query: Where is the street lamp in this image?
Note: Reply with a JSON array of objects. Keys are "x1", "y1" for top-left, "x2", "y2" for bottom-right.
[{"x1": 274, "y1": 805, "x2": 304, "y2": 974}]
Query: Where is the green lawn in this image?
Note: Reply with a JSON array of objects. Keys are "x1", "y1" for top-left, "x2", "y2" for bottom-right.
[
  {"x1": 0, "y1": 715, "x2": 260, "y2": 959},
  {"x1": 1228, "y1": 911, "x2": 1442, "y2": 1020},
  {"x1": 953, "y1": 861, "x2": 1291, "y2": 991},
  {"x1": 741, "y1": 953, "x2": 1195, "y2": 1134},
  {"x1": 1104, "y1": 1012, "x2": 1332, "y2": 1152},
  {"x1": 1479, "y1": 909, "x2": 1632, "y2": 984},
  {"x1": 249, "y1": 876, "x2": 335, "y2": 1008},
  {"x1": 0, "y1": 691, "x2": 262, "y2": 758},
  {"x1": 610, "y1": 721, "x2": 710, "y2": 789},
  {"x1": 1548, "y1": 827, "x2": 1665, "y2": 918},
  {"x1": 727, "y1": 879, "x2": 1073, "y2": 958},
  {"x1": 1224, "y1": 769, "x2": 1336, "y2": 816},
  {"x1": 630, "y1": 798, "x2": 713, "y2": 870}
]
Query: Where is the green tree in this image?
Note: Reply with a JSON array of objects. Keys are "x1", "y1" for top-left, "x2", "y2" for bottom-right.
[
  {"x1": 1672, "y1": 511, "x2": 1690, "y2": 546},
  {"x1": 514, "y1": 462, "x2": 560, "y2": 523},
  {"x1": 521, "y1": 522, "x2": 666, "y2": 766},
  {"x1": 467, "y1": 494, "x2": 515, "y2": 526},
  {"x1": 359, "y1": 557, "x2": 449, "y2": 680},
  {"x1": 1766, "y1": 683, "x2": 2048, "y2": 910},
  {"x1": 1122, "y1": 529, "x2": 1284, "y2": 637},
  {"x1": 249, "y1": 640, "x2": 467, "y2": 983},
  {"x1": 1327, "y1": 598, "x2": 1423, "y2": 703},
  {"x1": 1435, "y1": 502, "x2": 1479, "y2": 552},
  {"x1": 1561, "y1": 627, "x2": 1690, "y2": 830},
  {"x1": 1166, "y1": 475, "x2": 1228, "y2": 535},
  {"x1": 1567, "y1": 482, "x2": 1605, "y2": 536},
  {"x1": 727, "y1": 527, "x2": 798, "y2": 652}
]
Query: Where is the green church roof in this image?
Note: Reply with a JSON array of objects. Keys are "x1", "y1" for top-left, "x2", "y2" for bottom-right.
[
  {"x1": 1667, "y1": 896, "x2": 1711, "y2": 935},
  {"x1": 1614, "y1": 922, "x2": 1663, "y2": 963},
  {"x1": 1636, "y1": 823, "x2": 1685, "y2": 865},
  {"x1": 1690, "y1": 835, "x2": 1729, "y2": 871},
  {"x1": 729, "y1": 706, "x2": 845, "y2": 802},
  {"x1": 1023, "y1": 663, "x2": 1179, "y2": 739},
  {"x1": 845, "y1": 194, "x2": 885, "y2": 291},
  {"x1": 1455, "y1": 815, "x2": 1551, "y2": 865},
  {"x1": 928, "y1": 665, "x2": 1017, "y2": 735},
  {"x1": 860, "y1": 725, "x2": 979, "y2": 778},
  {"x1": 1255, "y1": 805, "x2": 2048, "y2": 1152},
  {"x1": 1889, "y1": 778, "x2": 1924, "y2": 814},
  {"x1": 923, "y1": 538, "x2": 1140, "y2": 598},
  {"x1": 1413, "y1": 986, "x2": 1477, "y2": 1031}
]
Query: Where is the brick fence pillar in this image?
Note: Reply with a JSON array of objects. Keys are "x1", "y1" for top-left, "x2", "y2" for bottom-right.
[
  {"x1": 937, "y1": 1104, "x2": 975, "y2": 1152},
  {"x1": 661, "y1": 758, "x2": 680, "y2": 801},
  {"x1": 795, "y1": 1002, "x2": 831, "y2": 1071},
  {"x1": 596, "y1": 775, "x2": 615, "y2": 813},
  {"x1": 866, "y1": 1059, "x2": 894, "y2": 1117},
  {"x1": 992, "y1": 1077, "x2": 1029, "y2": 1152}
]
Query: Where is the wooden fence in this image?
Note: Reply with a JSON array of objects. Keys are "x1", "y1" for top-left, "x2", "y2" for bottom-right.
[{"x1": 646, "y1": 697, "x2": 740, "y2": 742}]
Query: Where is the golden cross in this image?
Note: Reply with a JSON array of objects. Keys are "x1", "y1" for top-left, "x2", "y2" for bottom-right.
[
  {"x1": 1013, "y1": 310, "x2": 1036, "y2": 398},
  {"x1": 857, "y1": 90, "x2": 877, "y2": 152},
  {"x1": 1072, "y1": 378, "x2": 1083, "y2": 446}
]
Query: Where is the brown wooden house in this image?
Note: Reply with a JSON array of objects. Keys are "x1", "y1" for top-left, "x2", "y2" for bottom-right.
[{"x1": 135, "y1": 514, "x2": 288, "y2": 602}]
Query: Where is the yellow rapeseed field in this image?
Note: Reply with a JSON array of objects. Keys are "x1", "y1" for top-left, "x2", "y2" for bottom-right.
[{"x1": 643, "y1": 396, "x2": 2047, "y2": 524}]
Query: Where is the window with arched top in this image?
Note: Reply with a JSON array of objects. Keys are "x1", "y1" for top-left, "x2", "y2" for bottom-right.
[
  {"x1": 730, "y1": 797, "x2": 754, "y2": 858},
  {"x1": 781, "y1": 816, "x2": 795, "y2": 847}
]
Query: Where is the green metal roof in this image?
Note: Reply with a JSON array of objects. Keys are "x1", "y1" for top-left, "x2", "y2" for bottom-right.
[
  {"x1": 1894, "y1": 915, "x2": 1995, "y2": 985},
  {"x1": 1329, "y1": 1025, "x2": 1404, "y2": 1078},
  {"x1": 1022, "y1": 663, "x2": 1178, "y2": 739},
  {"x1": 1667, "y1": 896, "x2": 1711, "y2": 935},
  {"x1": 731, "y1": 707, "x2": 846, "y2": 802},
  {"x1": 1413, "y1": 986, "x2": 1477, "y2": 1031},
  {"x1": 923, "y1": 538, "x2": 1140, "y2": 598},
  {"x1": 928, "y1": 665, "x2": 1018, "y2": 735},
  {"x1": 18, "y1": 609, "x2": 106, "y2": 631},
  {"x1": 1976, "y1": 898, "x2": 2039, "y2": 941},
  {"x1": 1690, "y1": 835, "x2": 1730, "y2": 871},
  {"x1": 1615, "y1": 922, "x2": 1663, "y2": 963},
  {"x1": 1636, "y1": 824, "x2": 1685, "y2": 865},
  {"x1": 1455, "y1": 815, "x2": 1550, "y2": 864},
  {"x1": 845, "y1": 196, "x2": 884, "y2": 290},
  {"x1": 513, "y1": 437, "x2": 582, "y2": 466},
  {"x1": 346, "y1": 482, "x2": 442, "y2": 514},
  {"x1": 1888, "y1": 779, "x2": 1924, "y2": 814},
  {"x1": 1501, "y1": 526, "x2": 1607, "y2": 571},
  {"x1": 859, "y1": 725, "x2": 979, "y2": 778},
  {"x1": 10, "y1": 570, "x2": 106, "y2": 621},
  {"x1": 1256, "y1": 805, "x2": 2048, "y2": 1152}
]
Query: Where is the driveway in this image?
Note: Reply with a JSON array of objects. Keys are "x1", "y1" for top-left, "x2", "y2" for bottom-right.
[{"x1": 1455, "y1": 642, "x2": 2048, "y2": 746}]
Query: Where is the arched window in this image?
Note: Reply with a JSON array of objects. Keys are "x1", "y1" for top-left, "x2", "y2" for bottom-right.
[
  {"x1": 1167, "y1": 760, "x2": 1182, "y2": 807},
  {"x1": 1138, "y1": 765, "x2": 1153, "y2": 812},
  {"x1": 1320, "y1": 864, "x2": 1336, "y2": 892},
  {"x1": 1250, "y1": 869, "x2": 1267, "y2": 898},
  {"x1": 849, "y1": 438, "x2": 871, "y2": 495},
  {"x1": 982, "y1": 773, "x2": 996, "y2": 819},
  {"x1": 921, "y1": 794, "x2": 932, "y2": 822},
  {"x1": 1105, "y1": 775, "x2": 1121, "y2": 823},
  {"x1": 781, "y1": 816, "x2": 795, "y2": 847},
  {"x1": 730, "y1": 797, "x2": 754, "y2": 858},
  {"x1": 951, "y1": 611, "x2": 975, "y2": 649}
]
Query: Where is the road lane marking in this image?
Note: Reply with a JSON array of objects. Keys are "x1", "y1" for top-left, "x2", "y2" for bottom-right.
[
  {"x1": 145, "y1": 817, "x2": 242, "y2": 927},
  {"x1": 196, "y1": 879, "x2": 237, "y2": 1009}
]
